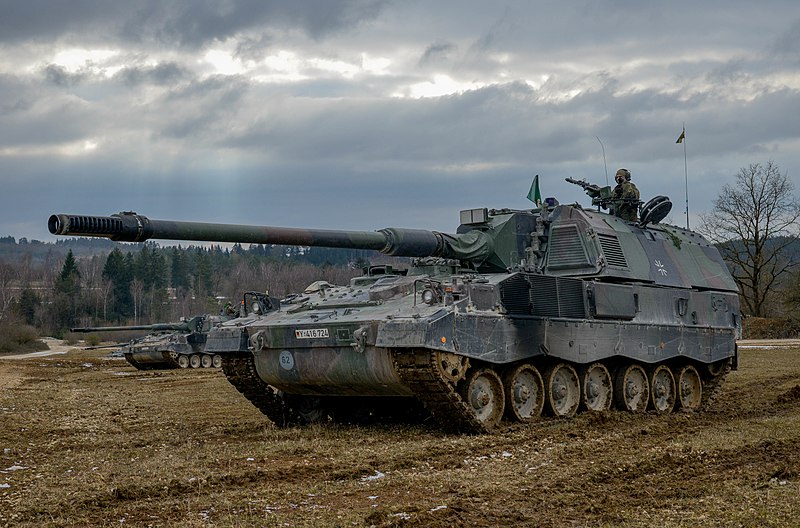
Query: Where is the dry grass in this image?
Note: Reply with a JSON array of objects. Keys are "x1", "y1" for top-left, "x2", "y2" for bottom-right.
[{"x1": 1, "y1": 343, "x2": 799, "y2": 527}]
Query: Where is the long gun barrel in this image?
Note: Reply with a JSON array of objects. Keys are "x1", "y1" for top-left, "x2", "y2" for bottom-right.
[
  {"x1": 49, "y1": 212, "x2": 492, "y2": 260},
  {"x1": 72, "y1": 323, "x2": 189, "y2": 333}
]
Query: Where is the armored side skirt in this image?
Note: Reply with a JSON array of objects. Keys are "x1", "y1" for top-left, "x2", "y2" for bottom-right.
[
  {"x1": 124, "y1": 350, "x2": 177, "y2": 369},
  {"x1": 250, "y1": 316, "x2": 736, "y2": 397},
  {"x1": 253, "y1": 346, "x2": 414, "y2": 397}
]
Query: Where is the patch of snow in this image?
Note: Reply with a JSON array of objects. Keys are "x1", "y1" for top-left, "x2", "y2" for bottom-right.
[{"x1": 361, "y1": 470, "x2": 385, "y2": 482}]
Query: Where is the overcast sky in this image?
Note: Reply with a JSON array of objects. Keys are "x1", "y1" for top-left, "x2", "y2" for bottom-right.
[{"x1": 2, "y1": 1, "x2": 799, "y2": 243}]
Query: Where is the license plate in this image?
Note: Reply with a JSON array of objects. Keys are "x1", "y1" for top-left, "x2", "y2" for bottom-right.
[{"x1": 295, "y1": 328, "x2": 329, "y2": 339}]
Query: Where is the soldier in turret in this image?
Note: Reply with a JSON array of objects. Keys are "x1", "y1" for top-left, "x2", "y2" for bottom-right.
[{"x1": 611, "y1": 168, "x2": 640, "y2": 221}]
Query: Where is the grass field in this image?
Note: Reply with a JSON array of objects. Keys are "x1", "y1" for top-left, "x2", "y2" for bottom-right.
[{"x1": 1, "y1": 343, "x2": 798, "y2": 527}]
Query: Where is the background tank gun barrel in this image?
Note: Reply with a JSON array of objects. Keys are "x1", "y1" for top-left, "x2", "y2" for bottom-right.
[
  {"x1": 71, "y1": 322, "x2": 190, "y2": 333},
  {"x1": 49, "y1": 212, "x2": 493, "y2": 261}
]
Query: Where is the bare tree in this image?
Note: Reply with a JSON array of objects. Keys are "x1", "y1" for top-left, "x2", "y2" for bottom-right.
[
  {"x1": 130, "y1": 278, "x2": 145, "y2": 325},
  {"x1": 0, "y1": 260, "x2": 17, "y2": 322},
  {"x1": 699, "y1": 161, "x2": 800, "y2": 317}
]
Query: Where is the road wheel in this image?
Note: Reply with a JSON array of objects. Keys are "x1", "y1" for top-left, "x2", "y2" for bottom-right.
[
  {"x1": 189, "y1": 354, "x2": 201, "y2": 369},
  {"x1": 177, "y1": 355, "x2": 190, "y2": 369},
  {"x1": 459, "y1": 368, "x2": 505, "y2": 429},
  {"x1": 648, "y1": 364, "x2": 676, "y2": 413},
  {"x1": 677, "y1": 365, "x2": 703, "y2": 411},
  {"x1": 503, "y1": 364, "x2": 544, "y2": 422},
  {"x1": 201, "y1": 354, "x2": 213, "y2": 368},
  {"x1": 614, "y1": 364, "x2": 649, "y2": 413},
  {"x1": 212, "y1": 354, "x2": 222, "y2": 368},
  {"x1": 580, "y1": 362, "x2": 613, "y2": 412},
  {"x1": 544, "y1": 363, "x2": 580, "y2": 417}
]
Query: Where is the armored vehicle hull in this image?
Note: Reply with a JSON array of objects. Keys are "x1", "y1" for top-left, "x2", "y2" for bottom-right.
[
  {"x1": 51, "y1": 195, "x2": 741, "y2": 432},
  {"x1": 72, "y1": 295, "x2": 274, "y2": 370},
  {"x1": 121, "y1": 329, "x2": 218, "y2": 370}
]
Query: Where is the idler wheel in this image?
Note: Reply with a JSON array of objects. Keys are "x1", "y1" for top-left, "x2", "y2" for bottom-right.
[
  {"x1": 614, "y1": 364, "x2": 649, "y2": 413},
  {"x1": 459, "y1": 368, "x2": 505, "y2": 428},
  {"x1": 177, "y1": 355, "x2": 190, "y2": 369},
  {"x1": 189, "y1": 354, "x2": 202, "y2": 369},
  {"x1": 502, "y1": 364, "x2": 544, "y2": 422},
  {"x1": 676, "y1": 365, "x2": 703, "y2": 411},
  {"x1": 580, "y1": 362, "x2": 613, "y2": 412},
  {"x1": 212, "y1": 354, "x2": 223, "y2": 368},
  {"x1": 284, "y1": 394, "x2": 327, "y2": 424},
  {"x1": 706, "y1": 360, "x2": 727, "y2": 378},
  {"x1": 544, "y1": 363, "x2": 580, "y2": 417},
  {"x1": 201, "y1": 354, "x2": 213, "y2": 368},
  {"x1": 648, "y1": 364, "x2": 676, "y2": 414}
]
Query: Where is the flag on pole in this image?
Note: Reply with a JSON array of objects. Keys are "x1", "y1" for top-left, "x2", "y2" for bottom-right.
[
  {"x1": 527, "y1": 174, "x2": 542, "y2": 207},
  {"x1": 676, "y1": 128, "x2": 685, "y2": 143}
]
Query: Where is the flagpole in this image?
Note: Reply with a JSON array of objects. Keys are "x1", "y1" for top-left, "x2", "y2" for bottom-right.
[{"x1": 683, "y1": 123, "x2": 689, "y2": 229}]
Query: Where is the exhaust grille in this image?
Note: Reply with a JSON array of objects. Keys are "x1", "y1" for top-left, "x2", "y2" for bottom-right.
[
  {"x1": 528, "y1": 274, "x2": 586, "y2": 319},
  {"x1": 547, "y1": 225, "x2": 591, "y2": 270},
  {"x1": 598, "y1": 233, "x2": 628, "y2": 268},
  {"x1": 499, "y1": 274, "x2": 530, "y2": 314}
]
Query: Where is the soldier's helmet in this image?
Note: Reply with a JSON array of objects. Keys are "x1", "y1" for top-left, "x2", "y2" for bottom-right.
[{"x1": 616, "y1": 168, "x2": 631, "y2": 181}]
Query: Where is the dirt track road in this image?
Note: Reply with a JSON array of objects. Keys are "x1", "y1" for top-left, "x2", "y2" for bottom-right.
[{"x1": 1, "y1": 341, "x2": 799, "y2": 527}]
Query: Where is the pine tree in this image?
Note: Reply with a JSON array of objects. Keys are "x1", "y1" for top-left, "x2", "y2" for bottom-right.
[
  {"x1": 103, "y1": 248, "x2": 133, "y2": 321},
  {"x1": 53, "y1": 249, "x2": 82, "y2": 332}
]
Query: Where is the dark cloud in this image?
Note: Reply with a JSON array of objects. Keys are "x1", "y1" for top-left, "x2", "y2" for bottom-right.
[
  {"x1": 43, "y1": 64, "x2": 86, "y2": 87},
  {"x1": 233, "y1": 34, "x2": 276, "y2": 62},
  {"x1": 0, "y1": 0, "x2": 388, "y2": 47},
  {"x1": 1, "y1": 1, "x2": 799, "y2": 242},
  {"x1": 419, "y1": 42, "x2": 456, "y2": 66},
  {"x1": 115, "y1": 62, "x2": 190, "y2": 87},
  {"x1": 770, "y1": 18, "x2": 800, "y2": 61}
]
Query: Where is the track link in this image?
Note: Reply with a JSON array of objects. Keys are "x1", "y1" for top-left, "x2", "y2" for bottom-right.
[
  {"x1": 701, "y1": 361, "x2": 732, "y2": 408},
  {"x1": 391, "y1": 348, "x2": 493, "y2": 434},
  {"x1": 220, "y1": 352, "x2": 298, "y2": 427}
]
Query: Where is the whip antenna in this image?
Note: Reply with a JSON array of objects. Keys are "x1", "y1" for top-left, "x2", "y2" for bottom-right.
[{"x1": 596, "y1": 136, "x2": 609, "y2": 186}]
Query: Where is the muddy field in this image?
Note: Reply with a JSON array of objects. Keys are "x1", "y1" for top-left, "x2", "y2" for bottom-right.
[{"x1": 1, "y1": 341, "x2": 799, "y2": 527}]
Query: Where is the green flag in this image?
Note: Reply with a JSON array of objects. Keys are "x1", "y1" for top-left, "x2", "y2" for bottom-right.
[
  {"x1": 527, "y1": 174, "x2": 542, "y2": 207},
  {"x1": 676, "y1": 128, "x2": 685, "y2": 143}
]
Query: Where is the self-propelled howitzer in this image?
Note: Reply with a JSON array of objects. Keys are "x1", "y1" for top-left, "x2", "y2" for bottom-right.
[
  {"x1": 50, "y1": 196, "x2": 741, "y2": 433},
  {"x1": 72, "y1": 315, "x2": 225, "y2": 370}
]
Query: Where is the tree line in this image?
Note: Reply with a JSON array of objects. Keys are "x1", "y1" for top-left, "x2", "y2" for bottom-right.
[
  {"x1": 0, "y1": 242, "x2": 381, "y2": 337},
  {"x1": 1, "y1": 160, "x2": 799, "y2": 338}
]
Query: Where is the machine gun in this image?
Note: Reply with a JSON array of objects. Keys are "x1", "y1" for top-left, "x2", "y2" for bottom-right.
[{"x1": 565, "y1": 177, "x2": 613, "y2": 210}]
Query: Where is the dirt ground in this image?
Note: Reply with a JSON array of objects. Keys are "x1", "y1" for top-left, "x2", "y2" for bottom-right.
[{"x1": 1, "y1": 341, "x2": 799, "y2": 527}]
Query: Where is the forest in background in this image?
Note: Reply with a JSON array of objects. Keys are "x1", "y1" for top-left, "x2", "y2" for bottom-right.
[{"x1": 0, "y1": 237, "x2": 402, "y2": 343}]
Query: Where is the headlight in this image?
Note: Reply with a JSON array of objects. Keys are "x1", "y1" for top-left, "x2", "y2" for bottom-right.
[{"x1": 421, "y1": 289, "x2": 436, "y2": 305}]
